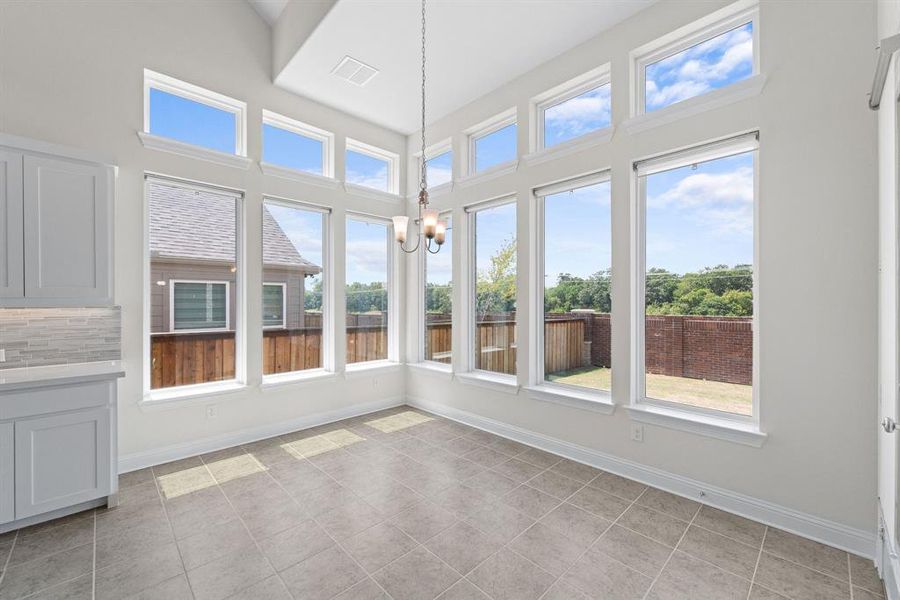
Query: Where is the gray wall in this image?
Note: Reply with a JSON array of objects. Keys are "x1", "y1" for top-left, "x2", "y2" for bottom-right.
[{"x1": 0, "y1": 308, "x2": 121, "y2": 369}]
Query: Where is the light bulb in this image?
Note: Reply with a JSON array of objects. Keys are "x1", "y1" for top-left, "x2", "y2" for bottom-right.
[
  {"x1": 422, "y1": 209, "x2": 438, "y2": 239},
  {"x1": 392, "y1": 216, "x2": 409, "y2": 244},
  {"x1": 434, "y1": 220, "x2": 447, "y2": 245}
]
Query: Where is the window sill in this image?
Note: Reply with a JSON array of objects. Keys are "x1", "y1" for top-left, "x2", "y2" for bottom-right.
[
  {"x1": 621, "y1": 74, "x2": 767, "y2": 136},
  {"x1": 522, "y1": 126, "x2": 614, "y2": 166},
  {"x1": 455, "y1": 160, "x2": 519, "y2": 189},
  {"x1": 262, "y1": 369, "x2": 339, "y2": 389},
  {"x1": 344, "y1": 361, "x2": 402, "y2": 379},
  {"x1": 407, "y1": 362, "x2": 453, "y2": 380},
  {"x1": 455, "y1": 371, "x2": 519, "y2": 395},
  {"x1": 259, "y1": 162, "x2": 341, "y2": 189},
  {"x1": 525, "y1": 385, "x2": 615, "y2": 415},
  {"x1": 626, "y1": 403, "x2": 767, "y2": 447},
  {"x1": 137, "y1": 132, "x2": 252, "y2": 170},
  {"x1": 141, "y1": 380, "x2": 248, "y2": 410},
  {"x1": 343, "y1": 182, "x2": 403, "y2": 204}
]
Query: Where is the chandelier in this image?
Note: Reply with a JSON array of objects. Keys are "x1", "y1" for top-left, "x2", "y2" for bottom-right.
[{"x1": 392, "y1": 0, "x2": 446, "y2": 255}]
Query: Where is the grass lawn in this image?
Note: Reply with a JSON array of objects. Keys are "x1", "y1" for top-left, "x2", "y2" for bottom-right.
[{"x1": 548, "y1": 366, "x2": 752, "y2": 416}]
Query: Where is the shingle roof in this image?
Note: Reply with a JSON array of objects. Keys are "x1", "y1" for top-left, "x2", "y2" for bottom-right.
[{"x1": 149, "y1": 180, "x2": 320, "y2": 273}]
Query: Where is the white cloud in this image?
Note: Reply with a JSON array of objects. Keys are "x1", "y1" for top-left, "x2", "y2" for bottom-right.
[
  {"x1": 544, "y1": 86, "x2": 611, "y2": 139},
  {"x1": 648, "y1": 166, "x2": 753, "y2": 237},
  {"x1": 346, "y1": 165, "x2": 389, "y2": 192}
]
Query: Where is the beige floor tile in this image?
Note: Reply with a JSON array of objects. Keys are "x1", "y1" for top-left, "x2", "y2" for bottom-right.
[
  {"x1": 156, "y1": 464, "x2": 218, "y2": 501},
  {"x1": 850, "y1": 553, "x2": 884, "y2": 596},
  {"x1": 855, "y1": 586, "x2": 886, "y2": 600},
  {"x1": 693, "y1": 505, "x2": 766, "y2": 547},
  {"x1": 118, "y1": 466, "x2": 155, "y2": 489},
  {"x1": 225, "y1": 575, "x2": 292, "y2": 600},
  {"x1": 748, "y1": 585, "x2": 790, "y2": 599},
  {"x1": 500, "y1": 485, "x2": 560, "y2": 519},
  {"x1": 646, "y1": 550, "x2": 751, "y2": 600},
  {"x1": 764, "y1": 527, "x2": 849, "y2": 580},
  {"x1": 465, "y1": 469, "x2": 520, "y2": 498},
  {"x1": 430, "y1": 481, "x2": 494, "y2": 519},
  {"x1": 440, "y1": 437, "x2": 484, "y2": 457},
  {"x1": 176, "y1": 517, "x2": 255, "y2": 570},
  {"x1": 550, "y1": 459, "x2": 601, "y2": 483},
  {"x1": 516, "y1": 447, "x2": 563, "y2": 470},
  {"x1": 562, "y1": 549, "x2": 651, "y2": 599},
  {"x1": 257, "y1": 518, "x2": 334, "y2": 571},
  {"x1": 491, "y1": 458, "x2": 542, "y2": 484},
  {"x1": 540, "y1": 502, "x2": 611, "y2": 547},
  {"x1": 487, "y1": 437, "x2": 530, "y2": 457},
  {"x1": 463, "y1": 501, "x2": 535, "y2": 543},
  {"x1": 636, "y1": 488, "x2": 701, "y2": 522},
  {"x1": 344, "y1": 522, "x2": 419, "y2": 573},
  {"x1": 592, "y1": 525, "x2": 672, "y2": 578},
  {"x1": 527, "y1": 470, "x2": 584, "y2": 500},
  {"x1": 129, "y1": 573, "x2": 194, "y2": 600},
  {"x1": 333, "y1": 577, "x2": 391, "y2": 600},
  {"x1": 23, "y1": 573, "x2": 93, "y2": 600},
  {"x1": 436, "y1": 579, "x2": 491, "y2": 599},
  {"x1": 389, "y1": 500, "x2": 459, "y2": 543},
  {"x1": 362, "y1": 482, "x2": 423, "y2": 517},
  {"x1": 0, "y1": 543, "x2": 93, "y2": 599},
  {"x1": 463, "y1": 446, "x2": 512, "y2": 469},
  {"x1": 426, "y1": 520, "x2": 501, "y2": 574},
  {"x1": 466, "y1": 547, "x2": 555, "y2": 600},
  {"x1": 373, "y1": 546, "x2": 460, "y2": 600},
  {"x1": 678, "y1": 523, "x2": 760, "y2": 579},
  {"x1": 568, "y1": 486, "x2": 631, "y2": 521},
  {"x1": 617, "y1": 503, "x2": 687, "y2": 547},
  {"x1": 280, "y1": 545, "x2": 367, "y2": 599},
  {"x1": 317, "y1": 496, "x2": 385, "y2": 540},
  {"x1": 95, "y1": 542, "x2": 185, "y2": 599},
  {"x1": 186, "y1": 546, "x2": 275, "y2": 600},
  {"x1": 589, "y1": 472, "x2": 647, "y2": 501},
  {"x1": 152, "y1": 456, "x2": 204, "y2": 477},
  {"x1": 118, "y1": 480, "x2": 162, "y2": 505},
  {"x1": 754, "y1": 552, "x2": 849, "y2": 600},
  {"x1": 9, "y1": 517, "x2": 94, "y2": 566},
  {"x1": 541, "y1": 580, "x2": 591, "y2": 600},
  {"x1": 95, "y1": 517, "x2": 175, "y2": 567},
  {"x1": 508, "y1": 522, "x2": 588, "y2": 576}
]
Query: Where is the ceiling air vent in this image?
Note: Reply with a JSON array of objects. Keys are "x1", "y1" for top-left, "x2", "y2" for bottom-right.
[{"x1": 331, "y1": 56, "x2": 379, "y2": 87}]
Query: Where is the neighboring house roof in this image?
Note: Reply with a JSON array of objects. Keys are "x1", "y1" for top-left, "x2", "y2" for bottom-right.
[{"x1": 149, "y1": 180, "x2": 320, "y2": 273}]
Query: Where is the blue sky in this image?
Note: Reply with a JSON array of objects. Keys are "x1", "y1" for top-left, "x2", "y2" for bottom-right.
[
  {"x1": 544, "y1": 182, "x2": 611, "y2": 286},
  {"x1": 425, "y1": 150, "x2": 453, "y2": 187},
  {"x1": 544, "y1": 84, "x2": 611, "y2": 148},
  {"x1": 265, "y1": 204, "x2": 324, "y2": 295},
  {"x1": 345, "y1": 218, "x2": 388, "y2": 285},
  {"x1": 149, "y1": 89, "x2": 235, "y2": 153},
  {"x1": 262, "y1": 124, "x2": 323, "y2": 174},
  {"x1": 475, "y1": 202, "x2": 516, "y2": 281},
  {"x1": 346, "y1": 150, "x2": 389, "y2": 191},
  {"x1": 645, "y1": 151, "x2": 753, "y2": 274},
  {"x1": 475, "y1": 124, "x2": 517, "y2": 172},
  {"x1": 646, "y1": 22, "x2": 753, "y2": 112}
]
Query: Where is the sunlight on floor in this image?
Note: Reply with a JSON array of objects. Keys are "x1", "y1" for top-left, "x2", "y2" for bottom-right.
[
  {"x1": 203, "y1": 454, "x2": 267, "y2": 485},
  {"x1": 156, "y1": 465, "x2": 219, "y2": 500},
  {"x1": 365, "y1": 410, "x2": 433, "y2": 433}
]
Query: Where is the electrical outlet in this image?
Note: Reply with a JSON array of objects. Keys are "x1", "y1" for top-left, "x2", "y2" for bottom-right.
[
  {"x1": 0, "y1": 349, "x2": 5, "y2": 363},
  {"x1": 372, "y1": 377, "x2": 379, "y2": 388},
  {"x1": 206, "y1": 405, "x2": 217, "y2": 419},
  {"x1": 631, "y1": 423, "x2": 644, "y2": 442}
]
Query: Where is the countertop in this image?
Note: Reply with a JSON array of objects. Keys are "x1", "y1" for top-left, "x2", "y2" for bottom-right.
[{"x1": 0, "y1": 361, "x2": 125, "y2": 392}]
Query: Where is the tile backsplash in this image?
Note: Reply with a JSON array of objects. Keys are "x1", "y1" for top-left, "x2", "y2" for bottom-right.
[{"x1": 0, "y1": 308, "x2": 121, "y2": 369}]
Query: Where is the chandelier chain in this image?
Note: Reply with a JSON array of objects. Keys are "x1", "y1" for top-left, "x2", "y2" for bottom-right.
[{"x1": 420, "y1": 0, "x2": 427, "y2": 193}]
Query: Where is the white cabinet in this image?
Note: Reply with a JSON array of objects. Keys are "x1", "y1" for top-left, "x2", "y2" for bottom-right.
[
  {"x1": 0, "y1": 424, "x2": 13, "y2": 524},
  {"x1": 0, "y1": 137, "x2": 115, "y2": 307},
  {"x1": 14, "y1": 407, "x2": 110, "y2": 519}
]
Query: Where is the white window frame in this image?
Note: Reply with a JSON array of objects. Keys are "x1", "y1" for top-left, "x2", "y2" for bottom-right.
[
  {"x1": 631, "y1": 132, "x2": 760, "y2": 429},
  {"x1": 263, "y1": 196, "x2": 334, "y2": 377},
  {"x1": 416, "y1": 140, "x2": 453, "y2": 190},
  {"x1": 261, "y1": 110, "x2": 334, "y2": 178},
  {"x1": 630, "y1": 0, "x2": 759, "y2": 117},
  {"x1": 530, "y1": 171, "x2": 612, "y2": 401},
  {"x1": 345, "y1": 139, "x2": 400, "y2": 195},
  {"x1": 530, "y1": 65, "x2": 612, "y2": 153},
  {"x1": 262, "y1": 282, "x2": 287, "y2": 330},
  {"x1": 169, "y1": 280, "x2": 231, "y2": 333},
  {"x1": 465, "y1": 108, "x2": 518, "y2": 176},
  {"x1": 345, "y1": 213, "x2": 399, "y2": 367},
  {"x1": 143, "y1": 69, "x2": 247, "y2": 156},
  {"x1": 462, "y1": 196, "x2": 518, "y2": 381},
  {"x1": 419, "y1": 209, "x2": 453, "y2": 366}
]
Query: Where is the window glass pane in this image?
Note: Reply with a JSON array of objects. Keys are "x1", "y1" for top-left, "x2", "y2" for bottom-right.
[
  {"x1": 645, "y1": 22, "x2": 753, "y2": 112},
  {"x1": 263, "y1": 202, "x2": 325, "y2": 375},
  {"x1": 425, "y1": 215, "x2": 452, "y2": 363},
  {"x1": 346, "y1": 218, "x2": 389, "y2": 364},
  {"x1": 474, "y1": 202, "x2": 517, "y2": 375},
  {"x1": 474, "y1": 123, "x2": 517, "y2": 172},
  {"x1": 643, "y1": 151, "x2": 754, "y2": 415},
  {"x1": 346, "y1": 150, "x2": 390, "y2": 191},
  {"x1": 149, "y1": 179, "x2": 238, "y2": 389},
  {"x1": 543, "y1": 182, "x2": 611, "y2": 391},
  {"x1": 149, "y1": 88, "x2": 236, "y2": 153},
  {"x1": 262, "y1": 285, "x2": 285, "y2": 328},
  {"x1": 173, "y1": 283, "x2": 227, "y2": 330},
  {"x1": 425, "y1": 151, "x2": 453, "y2": 187},
  {"x1": 263, "y1": 124, "x2": 324, "y2": 174},
  {"x1": 544, "y1": 84, "x2": 611, "y2": 148}
]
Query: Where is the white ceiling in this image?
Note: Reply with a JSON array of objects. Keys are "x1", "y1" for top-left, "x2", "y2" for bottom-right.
[
  {"x1": 248, "y1": 0, "x2": 288, "y2": 25},
  {"x1": 270, "y1": 0, "x2": 654, "y2": 134}
]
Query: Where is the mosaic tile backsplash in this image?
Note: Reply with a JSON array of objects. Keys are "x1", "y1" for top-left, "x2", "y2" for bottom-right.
[{"x1": 0, "y1": 308, "x2": 121, "y2": 369}]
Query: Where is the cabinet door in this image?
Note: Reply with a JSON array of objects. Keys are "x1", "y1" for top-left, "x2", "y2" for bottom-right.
[
  {"x1": 0, "y1": 150, "x2": 24, "y2": 300},
  {"x1": 23, "y1": 155, "x2": 112, "y2": 304},
  {"x1": 0, "y1": 423, "x2": 13, "y2": 524},
  {"x1": 15, "y1": 407, "x2": 111, "y2": 519}
]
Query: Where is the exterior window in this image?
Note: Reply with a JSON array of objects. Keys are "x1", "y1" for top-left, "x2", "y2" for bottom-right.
[
  {"x1": 542, "y1": 83, "x2": 611, "y2": 148},
  {"x1": 537, "y1": 176, "x2": 611, "y2": 392},
  {"x1": 472, "y1": 123, "x2": 517, "y2": 173},
  {"x1": 262, "y1": 111, "x2": 332, "y2": 176},
  {"x1": 171, "y1": 282, "x2": 228, "y2": 331},
  {"x1": 262, "y1": 200, "x2": 327, "y2": 375},
  {"x1": 424, "y1": 214, "x2": 452, "y2": 363},
  {"x1": 346, "y1": 217, "x2": 391, "y2": 364},
  {"x1": 148, "y1": 177, "x2": 241, "y2": 390},
  {"x1": 262, "y1": 284, "x2": 286, "y2": 328},
  {"x1": 425, "y1": 150, "x2": 453, "y2": 187},
  {"x1": 636, "y1": 134, "x2": 757, "y2": 417},
  {"x1": 637, "y1": 11, "x2": 756, "y2": 114},
  {"x1": 144, "y1": 69, "x2": 246, "y2": 155},
  {"x1": 346, "y1": 139, "x2": 398, "y2": 193},
  {"x1": 470, "y1": 200, "x2": 517, "y2": 375}
]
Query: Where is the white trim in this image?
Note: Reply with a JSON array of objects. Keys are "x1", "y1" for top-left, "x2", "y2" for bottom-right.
[
  {"x1": 343, "y1": 360, "x2": 402, "y2": 378},
  {"x1": 169, "y1": 279, "x2": 231, "y2": 333},
  {"x1": 143, "y1": 68, "x2": 247, "y2": 157},
  {"x1": 634, "y1": 130, "x2": 759, "y2": 176},
  {"x1": 524, "y1": 385, "x2": 615, "y2": 415},
  {"x1": 407, "y1": 362, "x2": 453, "y2": 380},
  {"x1": 138, "y1": 132, "x2": 252, "y2": 169},
  {"x1": 262, "y1": 282, "x2": 286, "y2": 329},
  {"x1": 142, "y1": 380, "x2": 248, "y2": 406},
  {"x1": 262, "y1": 109, "x2": 334, "y2": 178},
  {"x1": 622, "y1": 75, "x2": 766, "y2": 136},
  {"x1": 530, "y1": 64, "x2": 611, "y2": 154},
  {"x1": 259, "y1": 162, "x2": 341, "y2": 189},
  {"x1": 533, "y1": 169, "x2": 612, "y2": 202},
  {"x1": 0, "y1": 132, "x2": 116, "y2": 167},
  {"x1": 455, "y1": 371, "x2": 519, "y2": 394},
  {"x1": 343, "y1": 182, "x2": 403, "y2": 204},
  {"x1": 407, "y1": 397, "x2": 875, "y2": 558},
  {"x1": 465, "y1": 108, "x2": 518, "y2": 176},
  {"x1": 261, "y1": 369, "x2": 339, "y2": 389},
  {"x1": 455, "y1": 160, "x2": 519, "y2": 190},
  {"x1": 120, "y1": 397, "x2": 404, "y2": 473},
  {"x1": 630, "y1": 0, "x2": 759, "y2": 118},
  {"x1": 345, "y1": 138, "x2": 400, "y2": 194},
  {"x1": 421, "y1": 209, "x2": 453, "y2": 363},
  {"x1": 878, "y1": 502, "x2": 900, "y2": 599},
  {"x1": 414, "y1": 139, "x2": 454, "y2": 189},
  {"x1": 521, "y1": 127, "x2": 614, "y2": 167},
  {"x1": 627, "y1": 404, "x2": 766, "y2": 447}
]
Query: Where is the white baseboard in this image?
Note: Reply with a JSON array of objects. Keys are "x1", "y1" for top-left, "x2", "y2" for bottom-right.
[
  {"x1": 878, "y1": 502, "x2": 900, "y2": 600},
  {"x1": 118, "y1": 396, "x2": 404, "y2": 473},
  {"x1": 408, "y1": 396, "x2": 876, "y2": 559}
]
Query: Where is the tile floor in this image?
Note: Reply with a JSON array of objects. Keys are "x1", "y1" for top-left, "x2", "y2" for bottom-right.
[{"x1": 0, "y1": 406, "x2": 885, "y2": 600}]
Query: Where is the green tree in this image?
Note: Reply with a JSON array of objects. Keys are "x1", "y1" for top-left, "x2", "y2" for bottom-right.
[{"x1": 476, "y1": 237, "x2": 516, "y2": 318}]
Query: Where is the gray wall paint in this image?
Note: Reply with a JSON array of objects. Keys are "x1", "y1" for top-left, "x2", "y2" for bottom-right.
[{"x1": 0, "y1": 308, "x2": 121, "y2": 369}]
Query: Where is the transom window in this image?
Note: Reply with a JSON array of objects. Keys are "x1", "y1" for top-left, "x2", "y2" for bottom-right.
[
  {"x1": 262, "y1": 110, "x2": 333, "y2": 177},
  {"x1": 535, "y1": 68, "x2": 612, "y2": 150},
  {"x1": 425, "y1": 149, "x2": 453, "y2": 188},
  {"x1": 143, "y1": 69, "x2": 246, "y2": 155},
  {"x1": 468, "y1": 111, "x2": 517, "y2": 174},
  {"x1": 345, "y1": 139, "x2": 399, "y2": 193}
]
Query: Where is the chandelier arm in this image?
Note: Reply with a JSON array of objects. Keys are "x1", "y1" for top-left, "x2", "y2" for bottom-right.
[{"x1": 399, "y1": 234, "x2": 422, "y2": 254}]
